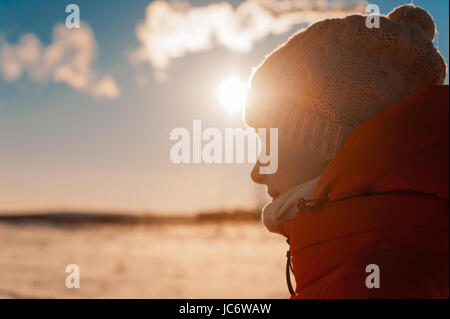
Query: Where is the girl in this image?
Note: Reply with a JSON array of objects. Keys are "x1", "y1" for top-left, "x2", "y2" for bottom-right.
[{"x1": 245, "y1": 4, "x2": 448, "y2": 298}]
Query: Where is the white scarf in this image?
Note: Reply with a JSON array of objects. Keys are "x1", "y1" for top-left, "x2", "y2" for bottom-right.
[{"x1": 262, "y1": 175, "x2": 322, "y2": 234}]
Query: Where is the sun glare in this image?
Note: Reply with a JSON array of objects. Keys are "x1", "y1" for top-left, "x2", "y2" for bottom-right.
[{"x1": 217, "y1": 77, "x2": 248, "y2": 114}]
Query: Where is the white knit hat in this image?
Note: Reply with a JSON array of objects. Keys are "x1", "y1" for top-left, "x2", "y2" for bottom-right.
[{"x1": 245, "y1": 4, "x2": 447, "y2": 161}]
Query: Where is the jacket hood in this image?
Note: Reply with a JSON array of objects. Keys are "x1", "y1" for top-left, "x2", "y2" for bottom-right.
[{"x1": 313, "y1": 85, "x2": 449, "y2": 202}]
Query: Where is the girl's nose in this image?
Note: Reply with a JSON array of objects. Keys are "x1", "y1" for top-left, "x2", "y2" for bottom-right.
[{"x1": 251, "y1": 161, "x2": 265, "y2": 184}]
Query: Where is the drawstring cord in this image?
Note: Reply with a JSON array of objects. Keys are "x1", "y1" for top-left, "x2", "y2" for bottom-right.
[
  {"x1": 285, "y1": 196, "x2": 328, "y2": 296},
  {"x1": 285, "y1": 237, "x2": 295, "y2": 296}
]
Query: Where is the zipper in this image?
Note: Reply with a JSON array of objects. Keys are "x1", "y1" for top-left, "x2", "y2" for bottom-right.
[{"x1": 285, "y1": 195, "x2": 328, "y2": 296}]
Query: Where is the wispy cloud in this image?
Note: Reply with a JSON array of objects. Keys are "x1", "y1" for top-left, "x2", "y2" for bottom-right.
[
  {"x1": 91, "y1": 75, "x2": 120, "y2": 99},
  {"x1": 0, "y1": 22, "x2": 120, "y2": 99},
  {"x1": 132, "y1": 0, "x2": 366, "y2": 79}
]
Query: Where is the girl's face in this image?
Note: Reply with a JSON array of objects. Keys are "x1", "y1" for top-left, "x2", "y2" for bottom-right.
[{"x1": 250, "y1": 133, "x2": 329, "y2": 200}]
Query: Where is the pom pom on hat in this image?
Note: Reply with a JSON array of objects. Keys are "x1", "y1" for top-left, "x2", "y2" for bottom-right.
[{"x1": 388, "y1": 4, "x2": 436, "y2": 41}]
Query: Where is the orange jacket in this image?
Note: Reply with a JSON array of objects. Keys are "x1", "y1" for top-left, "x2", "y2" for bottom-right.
[{"x1": 278, "y1": 85, "x2": 449, "y2": 298}]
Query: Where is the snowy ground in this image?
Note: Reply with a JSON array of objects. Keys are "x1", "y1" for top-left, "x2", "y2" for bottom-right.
[{"x1": 0, "y1": 221, "x2": 289, "y2": 298}]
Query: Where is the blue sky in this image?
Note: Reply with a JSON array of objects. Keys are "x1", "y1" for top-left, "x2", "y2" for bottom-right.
[{"x1": 0, "y1": 0, "x2": 448, "y2": 213}]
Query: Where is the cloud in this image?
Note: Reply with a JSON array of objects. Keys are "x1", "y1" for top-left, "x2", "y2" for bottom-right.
[
  {"x1": 0, "y1": 33, "x2": 42, "y2": 82},
  {"x1": 92, "y1": 75, "x2": 120, "y2": 99},
  {"x1": 132, "y1": 0, "x2": 366, "y2": 79},
  {"x1": 0, "y1": 22, "x2": 120, "y2": 99}
]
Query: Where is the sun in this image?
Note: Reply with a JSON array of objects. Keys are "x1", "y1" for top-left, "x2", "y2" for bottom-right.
[{"x1": 217, "y1": 77, "x2": 248, "y2": 114}]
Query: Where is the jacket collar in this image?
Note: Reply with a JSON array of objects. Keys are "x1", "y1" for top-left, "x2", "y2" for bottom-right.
[
  {"x1": 277, "y1": 84, "x2": 449, "y2": 248},
  {"x1": 313, "y1": 85, "x2": 449, "y2": 202},
  {"x1": 278, "y1": 85, "x2": 449, "y2": 294}
]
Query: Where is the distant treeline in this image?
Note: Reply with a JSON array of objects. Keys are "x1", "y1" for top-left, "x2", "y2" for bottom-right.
[{"x1": 0, "y1": 210, "x2": 261, "y2": 227}]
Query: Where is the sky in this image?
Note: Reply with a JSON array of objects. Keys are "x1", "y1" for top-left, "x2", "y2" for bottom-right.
[{"x1": 0, "y1": 0, "x2": 448, "y2": 214}]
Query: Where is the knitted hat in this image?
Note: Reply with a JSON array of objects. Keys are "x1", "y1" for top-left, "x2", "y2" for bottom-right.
[{"x1": 244, "y1": 4, "x2": 447, "y2": 161}]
